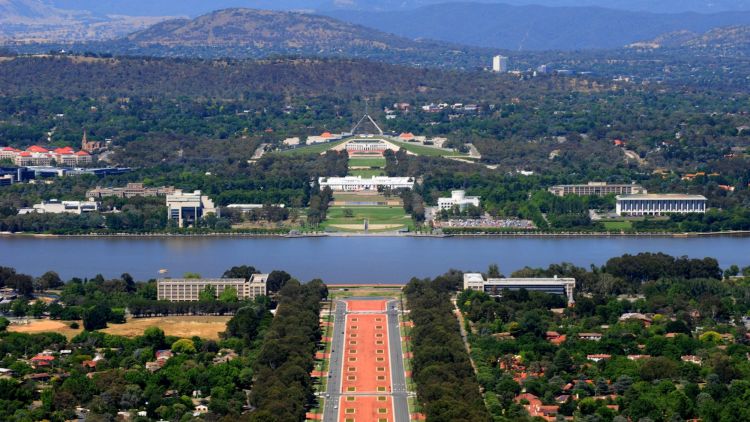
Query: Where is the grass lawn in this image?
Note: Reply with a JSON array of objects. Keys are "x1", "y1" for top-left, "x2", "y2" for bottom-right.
[
  {"x1": 348, "y1": 157, "x2": 386, "y2": 167},
  {"x1": 390, "y1": 140, "x2": 467, "y2": 157},
  {"x1": 329, "y1": 286, "x2": 403, "y2": 299},
  {"x1": 348, "y1": 169, "x2": 386, "y2": 177},
  {"x1": 603, "y1": 221, "x2": 633, "y2": 231},
  {"x1": 322, "y1": 206, "x2": 413, "y2": 231},
  {"x1": 276, "y1": 139, "x2": 347, "y2": 156},
  {"x1": 333, "y1": 193, "x2": 390, "y2": 202}
]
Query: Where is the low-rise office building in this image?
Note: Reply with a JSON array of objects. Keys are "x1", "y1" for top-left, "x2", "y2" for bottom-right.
[
  {"x1": 87, "y1": 183, "x2": 176, "y2": 199},
  {"x1": 616, "y1": 194, "x2": 707, "y2": 216},
  {"x1": 166, "y1": 190, "x2": 217, "y2": 228},
  {"x1": 19, "y1": 200, "x2": 99, "y2": 215},
  {"x1": 318, "y1": 176, "x2": 415, "y2": 191},
  {"x1": 463, "y1": 273, "x2": 576, "y2": 305},
  {"x1": 157, "y1": 275, "x2": 268, "y2": 301},
  {"x1": 548, "y1": 182, "x2": 647, "y2": 197},
  {"x1": 438, "y1": 190, "x2": 481, "y2": 210}
]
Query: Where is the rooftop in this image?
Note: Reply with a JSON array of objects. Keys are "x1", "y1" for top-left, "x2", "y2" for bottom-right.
[{"x1": 617, "y1": 194, "x2": 707, "y2": 200}]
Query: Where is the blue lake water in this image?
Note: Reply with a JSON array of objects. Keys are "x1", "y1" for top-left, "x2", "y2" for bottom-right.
[{"x1": 2, "y1": 235, "x2": 749, "y2": 283}]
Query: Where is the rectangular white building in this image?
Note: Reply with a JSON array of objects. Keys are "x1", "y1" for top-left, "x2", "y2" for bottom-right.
[
  {"x1": 157, "y1": 275, "x2": 268, "y2": 301},
  {"x1": 464, "y1": 273, "x2": 576, "y2": 305},
  {"x1": 492, "y1": 55, "x2": 509, "y2": 72},
  {"x1": 166, "y1": 190, "x2": 217, "y2": 228},
  {"x1": 549, "y1": 182, "x2": 647, "y2": 197},
  {"x1": 21, "y1": 200, "x2": 99, "y2": 215},
  {"x1": 438, "y1": 190, "x2": 481, "y2": 210},
  {"x1": 318, "y1": 176, "x2": 415, "y2": 191},
  {"x1": 616, "y1": 194, "x2": 707, "y2": 216}
]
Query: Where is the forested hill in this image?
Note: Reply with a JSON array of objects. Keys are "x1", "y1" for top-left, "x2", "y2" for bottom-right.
[
  {"x1": 0, "y1": 55, "x2": 570, "y2": 99},
  {"x1": 108, "y1": 7, "x2": 487, "y2": 68}
]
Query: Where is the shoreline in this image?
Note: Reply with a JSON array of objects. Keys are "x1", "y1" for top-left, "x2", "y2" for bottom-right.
[{"x1": 2, "y1": 230, "x2": 750, "y2": 239}]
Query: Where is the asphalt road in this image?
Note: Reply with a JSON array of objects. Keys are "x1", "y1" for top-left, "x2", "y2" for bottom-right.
[
  {"x1": 322, "y1": 300, "x2": 347, "y2": 422},
  {"x1": 387, "y1": 299, "x2": 410, "y2": 422}
]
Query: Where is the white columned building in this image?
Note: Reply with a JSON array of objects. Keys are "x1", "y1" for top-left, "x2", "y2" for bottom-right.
[{"x1": 615, "y1": 194, "x2": 707, "y2": 216}]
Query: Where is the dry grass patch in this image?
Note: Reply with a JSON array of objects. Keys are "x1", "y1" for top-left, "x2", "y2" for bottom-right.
[
  {"x1": 102, "y1": 316, "x2": 230, "y2": 340},
  {"x1": 8, "y1": 319, "x2": 83, "y2": 339}
]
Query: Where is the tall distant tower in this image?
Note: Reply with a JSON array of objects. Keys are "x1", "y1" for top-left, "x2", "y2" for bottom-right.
[
  {"x1": 492, "y1": 55, "x2": 508, "y2": 73},
  {"x1": 81, "y1": 129, "x2": 102, "y2": 153}
]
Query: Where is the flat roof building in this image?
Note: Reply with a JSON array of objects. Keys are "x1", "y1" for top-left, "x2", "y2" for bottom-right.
[
  {"x1": 464, "y1": 273, "x2": 576, "y2": 306},
  {"x1": 166, "y1": 190, "x2": 217, "y2": 228},
  {"x1": 318, "y1": 176, "x2": 415, "y2": 191},
  {"x1": 87, "y1": 183, "x2": 176, "y2": 199},
  {"x1": 548, "y1": 182, "x2": 647, "y2": 197},
  {"x1": 157, "y1": 274, "x2": 268, "y2": 302},
  {"x1": 20, "y1": 199, "x2": 99, "y2": 215},
  {"x1": 438, "y1": 190, "x2": 480, "y2": 211},
  {"x1": 616, "y1": 194, "x2": 707, "y2": 216}
]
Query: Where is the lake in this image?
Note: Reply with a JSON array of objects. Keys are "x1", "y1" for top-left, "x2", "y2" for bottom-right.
[{"x1": 2, "y1": 235, "x2": 749, "y2": 283}]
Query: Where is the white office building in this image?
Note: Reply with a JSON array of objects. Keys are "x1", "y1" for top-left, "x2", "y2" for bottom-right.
[
  {"x1": 318, "y1": 176, "x2": 415, "y2": 191},
  {"x1": 492, "y1": 55, "x2": 509, "y2": 73},
  {"x1": 157, "y1": 275, "x2": 268, "y2": 301},
  {"x1": 166, "y1": 190, "x2": 217, "y2": 228},
  {"x1": 20, "y1": 200, "x2": 99, "y2": 215},
  {"x1": 616, "y1": 194, "x2": 707, "y2": 216},
  {"x1": 464, "y1": 273, "x2": 576, "y2": 305},
  {"x1": 438, "y1": 190, "x2": 481, "y2": 210},
  {"x1": 548, "y1": 182, "x2": 647, "y2": 197}
]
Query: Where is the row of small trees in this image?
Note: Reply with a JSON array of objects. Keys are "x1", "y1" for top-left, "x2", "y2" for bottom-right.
[
  {"x1": 246, "y1": 279, "x2": 328, "y2": 421},
  {"x1": 404, "y1": 273, "x2": 491, "y2": 422}
]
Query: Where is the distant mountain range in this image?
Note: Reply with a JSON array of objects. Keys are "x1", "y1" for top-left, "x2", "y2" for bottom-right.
[
  {"x1": 326, "y1": 2, "x2": 750, "y2": 51},
  {"x1": 0, "y1": 0, "x2": 176, "y2": 42},
  {"x1": 3, "y1": 0, "x2": 750, "y2": 54},
  {"x1": 630, "y1": 26, "x2": 750, "y2": 54},
  {"x1": 43, "y1": 0, "x2": 750, "y2": 15}
]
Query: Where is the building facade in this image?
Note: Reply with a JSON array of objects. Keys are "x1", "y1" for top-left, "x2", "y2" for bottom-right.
[
  {"x1": 20, "y1": 200, "x2": 99, "y2": 215},
  {"x1": 2, "y1": 146, "x2": 92, "y2": 167},
  {"x1": 463, "y1": 273, "x2": 576, "y2": 305},
  {"x1": 318, "y1": 176, "x2": 415, "y2": 191},
  {"x1": 157, "y1": 275, "x2": 268, "y2": 301},
  {"x1": 345, "y1": 139, "x2": 391, "y2": 155},
  {"x1": 438, "y1": 190, "x2": 481, "y2": 211},
  {"x1": 616, "y1": 194, "x2": 707, "y2": 216},
  {"x1": 548, "y1": 182, "x2": 647, "y2": 197},
  {"x1": 493, "y1": 55, "x2": 509, "y2": 72},
  {"x1": 166, "y1": 190, "x2": 217, "y2": 228},
  {"x1": 87, "y1": 183, "x2": 176, "y2": 199}
]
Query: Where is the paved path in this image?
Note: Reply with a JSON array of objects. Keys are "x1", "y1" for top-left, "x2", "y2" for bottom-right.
[{"x1": 322, "y1": 298, "x2": 410, "y2": 422}]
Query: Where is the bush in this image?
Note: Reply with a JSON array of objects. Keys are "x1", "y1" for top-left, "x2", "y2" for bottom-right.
[{"x1": 69, "y1": 322, "x2": 79, "y2": 329}]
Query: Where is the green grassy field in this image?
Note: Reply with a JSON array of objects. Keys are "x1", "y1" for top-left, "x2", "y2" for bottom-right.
[
  {"x1": 276, "y1": 139, "x2": 347, "y2": 155},
  {"x1": 603, "y1": 221, "x2": 633, "y2": 231},
  {"x1": 333, "y1": 193, "x2": 390, "y2": 202},
  {"x1": 348, "y1": 169, "x2": 386, "y2": 177},
  {"x1": 390, "y1": 140, "x2": 467, "y2": 157},
  {"x1": 348, "y1": 157, "x2": 386, "y2": 167},
  {"x1": 321, "y1": 206, "x2": 412, "y2": 231}
]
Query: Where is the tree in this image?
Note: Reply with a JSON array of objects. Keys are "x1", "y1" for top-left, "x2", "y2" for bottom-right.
[
  {"x1": 143, "y1": 327, "x2": 166, "y2": 349},
  {"x1": 9, "y1": 274, "x2": 34, "y2": 297},
  {"x1": 224, "y1": 304, "x2": 266, "y2": 345},
  {"x1": 0, "y1": 317, "x2": 8, "y2": 332},
  {"x1": 267, "y1": 270, "x2": 292, "y2": 294},
  {"x1": 36, "y1": 271, "x2": 63, "y2": 291},
  {"x1": 223, "y1": 265, "x2": 258, "y2": 280},
  {"x1": 488, "y1": 264, "x2": 501, "y2": 278},
  {"x1": 82, "y1": 303, "x2": 111, "y2": 331},
  {"x1": 199, "y1": 286, "x2": 217, "y2": 302},
  {"x1": 171, "y1": 339, "x2": 196, "y2": 354},
  {"x1": 219, "y1": 286, "x2": 238, "y2": 303}
]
